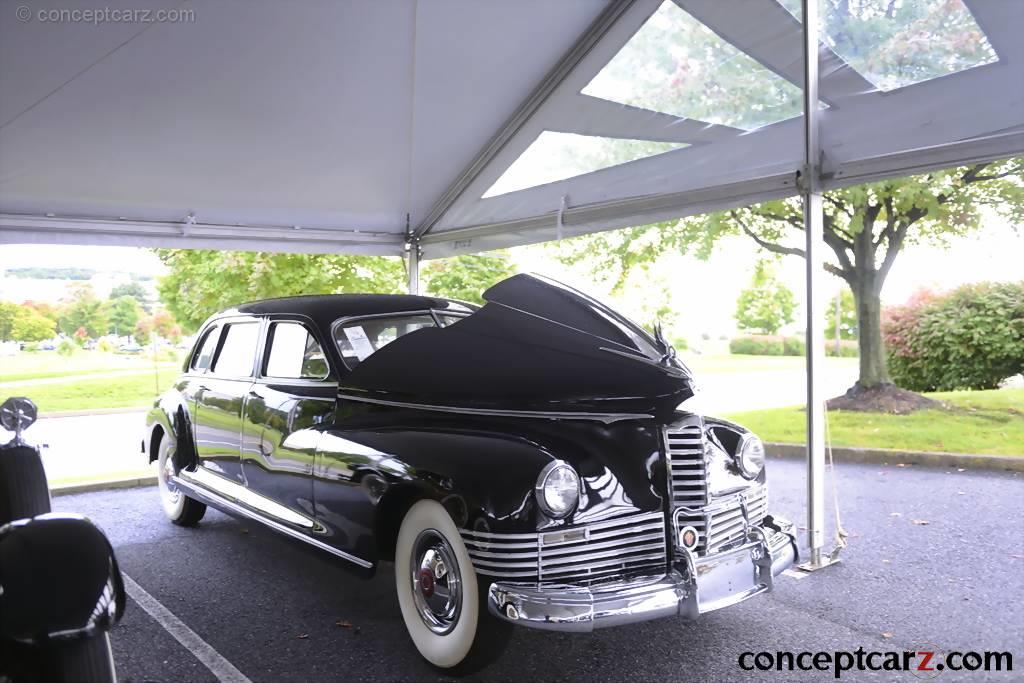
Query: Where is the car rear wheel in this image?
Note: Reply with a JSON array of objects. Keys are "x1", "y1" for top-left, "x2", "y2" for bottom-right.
[
  {"x1": 394, "y1": 499, "x2": 510, "y2": 671},
  {"x1": 157, "y1": 433, "x2": 205, "y2": 526}
]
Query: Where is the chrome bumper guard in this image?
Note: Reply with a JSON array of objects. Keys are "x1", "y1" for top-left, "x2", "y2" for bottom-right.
[{"x1": 487, "y1": 515, "x2": 797, "y2": 632}]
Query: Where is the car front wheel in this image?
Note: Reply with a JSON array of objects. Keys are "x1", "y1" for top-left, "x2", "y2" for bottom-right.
[
  {"x1": 156, "y1": 433, "x2": 206, "y2": 526},
  {"x1": 394, "y1": 499, "x2": 510, "y2": 671}
]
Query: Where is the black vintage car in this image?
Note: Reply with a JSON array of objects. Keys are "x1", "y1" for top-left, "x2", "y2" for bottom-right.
[{"x1": 143, "y1": 274, "x2": 797, "y2": 669}]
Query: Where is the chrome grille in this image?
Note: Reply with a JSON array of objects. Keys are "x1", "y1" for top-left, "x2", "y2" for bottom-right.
[
  {"x1": 664, "y1": 420, "x2": 707, "y2": 507},
  {"x1": 461, "y1": 511, "x2": 667, "y2": 585},
  {"x1": 675, "y1": 485, "x2": 769, "y2": 554}
]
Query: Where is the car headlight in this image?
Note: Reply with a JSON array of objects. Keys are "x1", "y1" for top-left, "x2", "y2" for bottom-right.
[
  {"x1": 737, "y1": 434, "x2": 766, "y2": 479},
  {"x1": 535, "y1": 461, "x2": 580, "y2": 518}
]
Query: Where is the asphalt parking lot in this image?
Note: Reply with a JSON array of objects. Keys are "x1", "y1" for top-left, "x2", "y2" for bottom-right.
[{"x1": 54, "y1": 459, "x2": 1022, "y2": 682}]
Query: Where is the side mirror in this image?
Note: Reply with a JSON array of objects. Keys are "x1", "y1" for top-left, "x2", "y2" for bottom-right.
[{"x1": 1, "y1": 397, "x2": 37, "y2": 438}]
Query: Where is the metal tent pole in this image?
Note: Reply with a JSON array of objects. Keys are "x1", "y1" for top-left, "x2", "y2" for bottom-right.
[
  {"x1": 799, "y1": 0, "x2": 831, "y2": 571},
  {"x1": 407, "y1": 239, "x2": 421, "y2": 295}
]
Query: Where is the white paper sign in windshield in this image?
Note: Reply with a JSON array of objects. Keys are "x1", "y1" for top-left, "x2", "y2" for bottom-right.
[{"x1": 342, "y1": 326, "x2": 376, "y2": 361}]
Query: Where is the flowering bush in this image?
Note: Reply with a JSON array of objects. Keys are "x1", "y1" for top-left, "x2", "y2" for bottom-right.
[{"x1": 883, "y1": 282, "x2": 1024, "y2": 391}]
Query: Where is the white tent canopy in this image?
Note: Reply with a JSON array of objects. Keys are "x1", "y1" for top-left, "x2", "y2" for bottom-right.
[{"x1": 2, "y1": 0, "x2": 1021, "y2": 257}]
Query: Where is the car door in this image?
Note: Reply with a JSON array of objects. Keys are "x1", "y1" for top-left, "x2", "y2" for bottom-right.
[
  {"x1": 193, "y1": 317, "x2": 261, "y2": 485},
  {"x1": 241, "y1": 318, "x2": 335, "y2": 528}
]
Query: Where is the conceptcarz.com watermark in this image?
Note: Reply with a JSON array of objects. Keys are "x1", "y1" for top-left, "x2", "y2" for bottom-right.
[{"x1": 15, "y1": 5, "x2": 195, "y2": 25}]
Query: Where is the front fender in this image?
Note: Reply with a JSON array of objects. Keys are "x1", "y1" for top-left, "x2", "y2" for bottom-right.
[
  {"x1": 0, "y1": 513, "x2": 125, "y2": 643},
  {"x1": 312, "y1": 422, "x2": 555, "y2": 565},
  {"x1": 144, "y1": 391, "x2": 193, "y2": 470}
]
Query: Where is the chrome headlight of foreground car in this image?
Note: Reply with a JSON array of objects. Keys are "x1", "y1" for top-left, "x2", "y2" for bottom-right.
[
  {"x1": 737, "y1": 433, "x2": 766, "y2": 479},
  {"x1": 535, "y1": 461, "x2": 580, "y2": 518}
]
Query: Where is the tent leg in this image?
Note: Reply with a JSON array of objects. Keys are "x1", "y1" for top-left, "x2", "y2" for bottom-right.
[
  {"x1": 797, "y1": 0, "x2": 835, "y2": 572},
  {"x1": 407, "y1": 240, "x2": 421, "y2": 295}
]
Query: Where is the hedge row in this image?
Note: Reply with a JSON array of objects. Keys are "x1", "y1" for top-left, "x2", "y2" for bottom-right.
[{"x1": 729, "y1": 335, "x2": 858, "y2": 357}]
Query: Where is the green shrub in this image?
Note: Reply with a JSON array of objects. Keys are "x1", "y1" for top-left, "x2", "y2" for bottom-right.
[
  {"x1": 730, "y1": 335, "x2": 785, "y2": 356},
  {"x1": 782, "y1": 337, "x2": 805, "y2": 356},
  {"x1": 56, "y1": 338, "x2": 77, "y2": 357},
  {"x1": 825, "y1": 340, "x2": 859, "y2": 357},
  {"x1": 670, "y1": 336, "x2": 689, "y2": 352},
  {"x1": 883, "y1": 282, "x2": 1024, "y2": 391},
  {"x1": 97, "y1": 339, "x2": 115, "y2": 353}
]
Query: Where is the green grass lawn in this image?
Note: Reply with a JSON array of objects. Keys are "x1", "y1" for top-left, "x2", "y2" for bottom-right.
[
  {"x1": 725, "y1": 388, "x2": 1024, "y2": 456},
  {"x1": 1, "y1": 350, "x2": 180, "y2": 383},
  {"x1": 17, "y1": 368, "x2": 179, "y2": 413}
]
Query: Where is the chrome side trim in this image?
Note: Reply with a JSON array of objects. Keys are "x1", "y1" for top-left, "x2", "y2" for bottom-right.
[
  {"x1": 170, "y1": 473, "x2": 372, "y2": 569},
  {"x1": 337, "y1": 393, "x2": 652, "y2": 423},
  {"x1": 180, "y1": 467, "x2": 315, "y2": 529}
]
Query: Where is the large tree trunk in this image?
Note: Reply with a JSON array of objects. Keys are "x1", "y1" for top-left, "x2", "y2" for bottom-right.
[{"x1": 850, "y1": 269, "x2": 891, "y2": 387}]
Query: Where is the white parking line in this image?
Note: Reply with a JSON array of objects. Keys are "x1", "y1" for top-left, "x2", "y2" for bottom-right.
[
  {"x1": 122, "y1": 574, "x2": 252, "y2": 683},
  {"x1": 782, "y1": 569, "x2": 809, "y2": 580}
]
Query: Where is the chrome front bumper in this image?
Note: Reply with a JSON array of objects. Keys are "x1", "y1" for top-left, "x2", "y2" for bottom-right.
[{"x1": 487, "y1": 516, "x2": 797, "y2": 632}]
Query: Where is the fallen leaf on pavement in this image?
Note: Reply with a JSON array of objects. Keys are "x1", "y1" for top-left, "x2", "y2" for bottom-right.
[
  {"x1": 889, "y1": 512, "x2": 902, "y2": 517},
  {"x1": 881, "y1": 632, "x2": 894, "y2": 639},
  {"x1": 336, "y1": 620, "x2": 353, "y2": 629},
  {"x1": 911, "y1": 519, "x2": 930, "y2": 526},
  {"x1": 297, "y1": 634, "x2": 309, "y2": 640}
]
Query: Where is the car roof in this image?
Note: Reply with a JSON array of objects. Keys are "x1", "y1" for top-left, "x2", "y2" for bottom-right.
[{"x1": 215, "y1": 293, "x2": 475, "y2": 331}]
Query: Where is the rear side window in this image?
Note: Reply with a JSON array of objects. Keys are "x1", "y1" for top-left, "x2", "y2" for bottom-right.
[
  {"x1": 211, "y1": 322, "x2": 260, "y2": 378},
  {"x1": 264, "y1": 322, "x2": 330, "y2": 380},
  {"x1": 190, "y1": 326, "x2": 221, "y2": 371},
  {"x1": 334, "y1": 314, "x2": 436, "y2": 368}
]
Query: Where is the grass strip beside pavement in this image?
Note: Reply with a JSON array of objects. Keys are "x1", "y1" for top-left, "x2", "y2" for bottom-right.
[
  {"x1": 724, "y1": 388, "x2": 1024, "y2": 457},
  {"x1": 14, "y1": 368, "x2": 179, "y2": 413}
]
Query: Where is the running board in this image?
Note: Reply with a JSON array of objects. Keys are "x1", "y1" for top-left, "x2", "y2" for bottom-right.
[{"x1": 170, "y1": 473, "x2": 373, "y2": 570}]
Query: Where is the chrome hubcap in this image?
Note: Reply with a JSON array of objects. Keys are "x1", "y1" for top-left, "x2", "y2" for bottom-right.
[
  {"x1": 410, "y1": 529, "x2": 462, "y2": 635},
  {"x1": 159, "y1": 447, "x2": 181, "y2": 506}
]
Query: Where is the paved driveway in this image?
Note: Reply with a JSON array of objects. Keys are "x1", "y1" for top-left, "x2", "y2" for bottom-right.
[{"x1": 53, "y1": 459, "x2": 1022, "y2": 681}]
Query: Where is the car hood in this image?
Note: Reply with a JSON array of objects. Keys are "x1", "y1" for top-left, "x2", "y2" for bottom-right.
[{"x1": 339, "y1": 274, "x2": 694, "y2": 418}]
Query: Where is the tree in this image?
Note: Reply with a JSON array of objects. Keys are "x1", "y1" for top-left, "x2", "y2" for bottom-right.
[
  {"x1": 825, "y1": 288, "x2": 857, "y2": 342},
  {"x1": 58, "y1": 284, "x2": 107, "y2": 339},
  {"x1": 0, "y1": 302, "x2": 17, "y2": 341},
  {"x1": 422, "y1": 252, "x2": 516, "y2": 305},
  {"x1": 560, "y1": 161, "x2": 1024, "y2": 392},
  {"x1": 109, "y1": 281, "x2": 152, "y2": 312},
  {"x1": 154, "y1": 250, "x2": 405, "y2": 331},
  {"x1": 11, "y1": 307, "x2": 55, "y2": 342},
  {"x1": 105, "y1": 295, "x2": 141, "y2": 336},
  {"x1": 734, "y1": 261, "x2": 795, "y2": 334},
  {"x1": 134, "y1": 317, "x2": 153, "y2": 346}
]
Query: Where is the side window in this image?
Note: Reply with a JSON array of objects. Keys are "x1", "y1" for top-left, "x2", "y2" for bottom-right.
[
  {"x1": 435, "y1": 313, "x2": 468, "y2": 327},
  {"x1": 211, "y1": 322, "x2": 260, "y2": 378},
  {"x1": 190, "y1": 326, "x2": 221, "y2": 371},
  {"x1": 264, "y1": 322, "x2": 330, "y2": 380},
  {"x1": 334, "y1": 314, "x2": 436, "y2": 368}
]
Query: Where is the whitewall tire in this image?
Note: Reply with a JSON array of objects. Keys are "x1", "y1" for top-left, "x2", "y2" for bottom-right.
[
  {"x1": 396, "y1": 499, "x2": 510, "y2": 670},
  {"x1": 156, "y1": 433, "x2": 206, "y2": 526}
]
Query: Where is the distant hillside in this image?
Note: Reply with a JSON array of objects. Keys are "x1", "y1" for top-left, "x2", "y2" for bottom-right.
[{"x1": 5, "y1": 268, "x2": 152, "y2": 281}]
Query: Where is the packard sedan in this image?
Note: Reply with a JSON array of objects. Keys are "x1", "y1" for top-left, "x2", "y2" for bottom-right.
[{"x1": 143, "y1": 274, "x2": 797, "y2": 670}]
